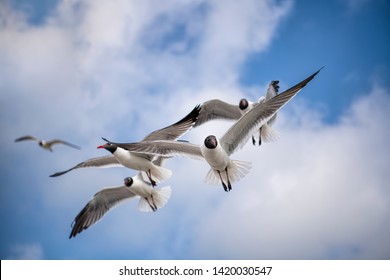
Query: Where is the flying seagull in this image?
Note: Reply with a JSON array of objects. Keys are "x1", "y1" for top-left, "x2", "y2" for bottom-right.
[
  {"x1": 69, "y1": 169, "x2": 171, "y2": 238},
  {"x1": 194, "y1": 80, "x2": 281, "y2": 145},
  {"x1": 14, "y1": 135, "x2": 80, "y2": 152},
  {"x1": 240, "y1": 80, "x2": 281, "y2": 145},
  {"x1": 103, "y1": 69, "x2": 321, "y2": 192},
  {"x1": 50, "y1": 105, "x2": 201, "y2": 180}
]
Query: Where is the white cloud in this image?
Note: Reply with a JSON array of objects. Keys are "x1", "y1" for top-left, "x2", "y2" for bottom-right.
[
  {"x1": 184, "y1": 86, "x2": 390, "y2": 259},
  {"x1": 2, "y1": 0, "x2": 388, "y2": 260},
  {"x1": 0, "y1": 0, "x2": 291, "y2": 143}
]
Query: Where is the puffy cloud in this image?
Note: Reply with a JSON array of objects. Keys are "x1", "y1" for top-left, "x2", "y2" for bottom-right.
[
  {"x1": 186, "y1": 87, "x2": 390, "y2": 259},
  {"x1": 1, "y1": 0, "x2": 388, "y2": 260}
]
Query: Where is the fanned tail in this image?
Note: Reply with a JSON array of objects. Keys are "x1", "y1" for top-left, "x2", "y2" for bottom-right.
[
  {"x1": 203, "y1": 160, "x2": 252, "y2": 186},
  {"x1": 141, "y1": 165, "x2": 172, "y2": 184},
  {"x1": 138, "y1": 186, "x2": 172, "y2": 212},
  {"x1": 260, "y1": 124, "x2": 281, "y2": 143}
]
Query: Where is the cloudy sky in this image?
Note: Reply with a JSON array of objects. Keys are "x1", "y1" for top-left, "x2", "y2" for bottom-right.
[{"x1": 1, "y1": 0, "x2": 389, "y2": 260}]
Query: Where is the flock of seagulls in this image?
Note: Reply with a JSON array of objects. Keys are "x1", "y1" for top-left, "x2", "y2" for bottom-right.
[{"x1": 15, "y1": 68, "x2": 321, "y2": 238}]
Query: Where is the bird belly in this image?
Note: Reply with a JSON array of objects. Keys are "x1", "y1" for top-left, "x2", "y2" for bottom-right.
[
  {"x1": 201, "y1": 145, "x2": 229, "y2": 171},
  {"x1": 114, "y1": 150, "x2": 151, "y2": 171},
  {"x1": 130, "y1": 184, "x2": 152, "y2": 197}
]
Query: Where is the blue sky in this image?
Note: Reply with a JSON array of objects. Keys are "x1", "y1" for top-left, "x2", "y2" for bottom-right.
[{"x1": 0, "y1": 0, "x2": 389, "y2": 260}]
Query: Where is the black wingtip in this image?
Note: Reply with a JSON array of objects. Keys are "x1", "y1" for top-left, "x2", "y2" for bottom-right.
[
  {"x1": 315, "y1": 66, "x2": 325, "y2": 75},
  {"x1": 101, "y1": 137, "x2": 110, "y2": 143},
  {"x1": 171, "y1": 104, "x2": 202, "y2": 126}
]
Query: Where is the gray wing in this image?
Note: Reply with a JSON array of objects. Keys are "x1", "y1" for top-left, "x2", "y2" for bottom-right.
[
  {"x1": 47, "y1": 139, "x2": 81, "y2": 150},
  {"x1": 264, "y1": 80, "x2": 280, "y2": 126},
  {"x1": 69, "y1": 186, "x2": 137, "y2": 238},
  {"x1": 193, "y1": 99, "x2": 242, "y2": 128},
  {"x1": 221, "y1": 69, "x2": 322, "y2": 155},
  {"x1": 14, "y1": 135, "x2": 39, "y2": 142},
  {"x1": 142, "y1": 105, "x2": 201, "y2": 141},
  {"x1": 107, "y1": 139, "x2": 204, "y2": 160},
  {"x1": 50, "y1": 155, "x2": 121, "y2": 177}
]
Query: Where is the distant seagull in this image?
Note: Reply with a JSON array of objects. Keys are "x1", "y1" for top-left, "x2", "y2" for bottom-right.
[
  {"x1": 241, "y1": 80, "x2": 281, "y2": 145},
  {"x1": 103, "y1": 69, "x2": 321, "y2": 192},
  {"x1": 69, "y1": 170, "x2": 171, "y2": 238},
  {"x1": 194, "y1": 80, "x2": 281, "y2": 145},
  {"x1": 50, "y1": 105, "x2": 201, "y2": 179},
  {"x1": 14, "y1": 135, "x2": 81, "y2": 152}
]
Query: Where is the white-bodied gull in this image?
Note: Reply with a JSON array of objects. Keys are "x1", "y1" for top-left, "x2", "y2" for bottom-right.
[
  {"x1": 15, "y1": 135, "x2": 81, "y2": 151},
  {"x1": 50, "y1": 105, "x2": 201, "y2": 184},
  {"x1": 69, "y1": 167, "x2": 171, "y2": 238},
  {"x1": 103, "y1": 69, "x2": 321, "y2": 192}
]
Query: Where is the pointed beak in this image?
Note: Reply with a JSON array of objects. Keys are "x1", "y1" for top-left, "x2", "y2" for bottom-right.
[{"x1": 97, "y1": 145, "x2": 105, "y2": 149}]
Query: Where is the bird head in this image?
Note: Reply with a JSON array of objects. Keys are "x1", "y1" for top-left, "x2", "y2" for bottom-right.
[
  {"x1": 204, "y1": 135, "x2": 218, "y2": 149},
  {"x1": 97, "y1": 138, "x2": 117, "y2": 153}
]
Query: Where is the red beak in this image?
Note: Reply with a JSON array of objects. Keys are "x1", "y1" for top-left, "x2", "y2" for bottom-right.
[{"x1": 97, "y1": 145, "x2": 105, "y2": 149}]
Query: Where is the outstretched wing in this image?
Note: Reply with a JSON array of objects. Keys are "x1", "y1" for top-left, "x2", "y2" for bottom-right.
[
  {"x1": 142, "y1": 105, "x2": 201, "y2": 141},
  {"x1": 193, "y1": 99, "x2": 242, "y2": 128},
  {"x1": 221, "y1": 69, "x2": 322, "y2": 155},
  {"x1": 105, "y1": 139, "x2": 204, "y2": 160},
  {"x1": 14, "y1": 135, "x2": 39, "y2": 143},
  {"x1": 47, "y1": 139, "x2": 81, "y2": 150},
  {"x1": 69, "y1": 186, "x2": 137, "y2": 238},
  {"x1": 50, "y1": 155, "x2": 121, "y2": 177}
]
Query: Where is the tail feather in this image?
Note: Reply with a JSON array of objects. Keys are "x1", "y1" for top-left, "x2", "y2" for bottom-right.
[
  {"x1": 260, "y1": 124, "x2": 281, "y2": 143},
  {"x1": 204, "y1": 160, "x2": 252, "y2": 186},
  {"x1": 141, "y1": 165, "x2": 172, "y2": 184},
  {"x1": 138, "y1": 186, "x2": 172, "y2": 212}
]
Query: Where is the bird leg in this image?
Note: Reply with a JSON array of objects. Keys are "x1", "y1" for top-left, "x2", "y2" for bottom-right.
[
  {"x1": 146, "y1": 169, "x2": 157, "y2": 187},
  {"x1": 225, "y1": 167, "x2": 232, "y2": 192},
  {"x1": 252, "y1": 136, "x2": 256, "y2": 145},
  {"x1": 218, "y1": 170, "x2": 229, "y2": 192},
  {"x1": 146, "y1": 196, "x2": 157, "y2": 212},
  {"x1": 258, "y1": 127, "x2": 262, "y2": 146}
]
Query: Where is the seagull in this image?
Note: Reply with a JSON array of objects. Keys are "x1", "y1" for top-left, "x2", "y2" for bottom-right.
[
  {"x1": 103, "y1": 69, "x2": 321, "y2": 192},
  {"x1": 14, "y1": 135, "x2": 81, "y2": 151},
  {"x1": 194, "y1": 80, "x2": 281, "y2": 146},
  {"x1": 50, "y1": 105, "x2": 201, "y2": 179},
  {"x1": 97, "y1": 141, "x2": 171, "y2": 187},
  {"x1": 69, "y1": 169, "x2": 172, "y2": 238},
  {"x1": 242, "y1": 80, "x2": 281, "y2": 145}
]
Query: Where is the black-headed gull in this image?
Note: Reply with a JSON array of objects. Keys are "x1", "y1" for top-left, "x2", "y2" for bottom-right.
[
  {"x1": 241, "y1": 80, "x2": 280, "y2": 145},
  {"x1": 14, "y1": 135, "x2": 81, "y2": 151},
  {"x1": 69, "y1": 170, "x2": 171, "y2": 238},
  {"x1": 50, "y1": 105, "x2": 201, "y2": 180},
  {"x1": 97, "y1": 141, "x2": 171, "y2": 187},
  {"x1": 194, "y1": 80, "x2": 281, "y2": 145},
  {"x1": 103, "y1": 69, "x2": 321, "y2": 192}
]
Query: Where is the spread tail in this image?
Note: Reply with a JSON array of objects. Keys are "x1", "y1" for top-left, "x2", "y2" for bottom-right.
[
  {"x1": 138, "y1": 186, "x2": 172, "y2": 212},
  {"x1": 204, "y1": 160, "x2": 252, "y2": 187},
  {"x1": 260, "y1": 124, "x2": 281, "y2": 143},
  {"x1": 141, "y1": 165, "x2": 172, "y2": 184}
]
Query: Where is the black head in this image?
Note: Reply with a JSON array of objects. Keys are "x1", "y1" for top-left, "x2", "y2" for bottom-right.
[
  {"x1": 97, "y1": 142, "x2": 117, "y2": 153},
  {"x1": 124, "y1": 177, "x2": 133, "y2": 187},
  {"x1": 270, "y1": 80, "x2": 280, "y2": 93},
  {"x1": 239, "y1": 98, "x2": 249, "y2": 110},
  {"x1": 204, "y1": 135, "x2": 218, "y2": 149}
]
